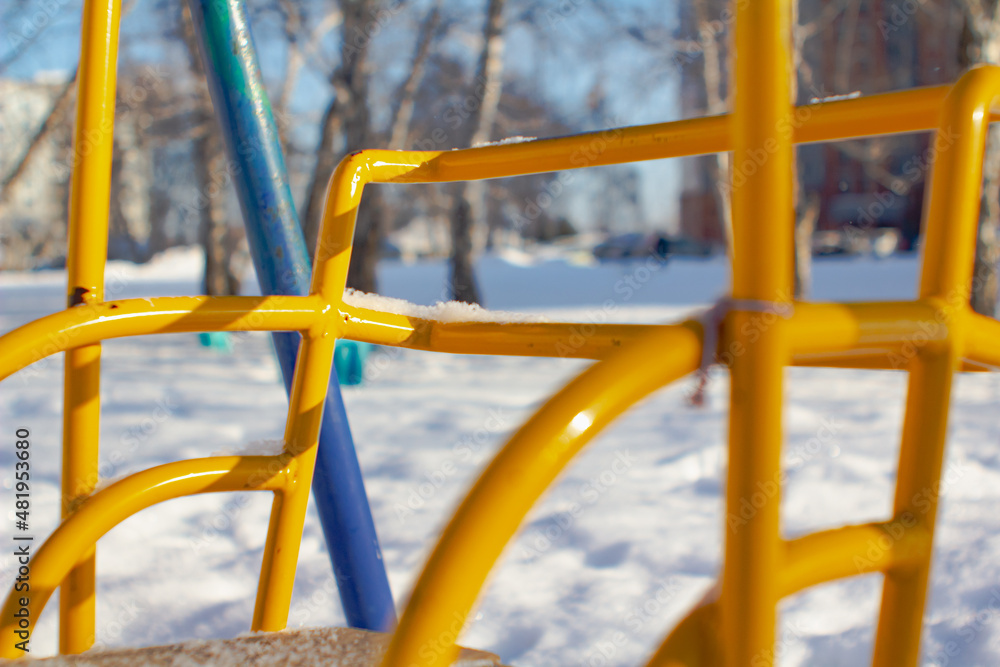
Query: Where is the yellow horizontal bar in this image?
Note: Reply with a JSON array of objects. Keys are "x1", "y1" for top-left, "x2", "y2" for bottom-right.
[
  {"x1": 338, "y1": 84, "x2": 979, "y2": 192},
  {"x1": 0, "y1": 295, "x2": 322, "y2": 382},
  {"x1": 0, "y1": 455, "x2": 288, "y2": 659},
  {"x1": 779, "y1": 519, "x2": 931, "y2": 598},
  {"x1": 964, "y1": 311, "x2": 1000, "y2": 369},
  {"x1": 3, "y1": 296, "x2": 980, "y2": 386},
  {"x1": 786, "y1": 301, "x2": 950, "y2": 356},
  {"x1": 646, "y1": 516, "x2": 932, "y2": 666},
  {"x1": 792, "y1": 350, "x2": 990, "y2": 373},
  {"x1": 795, "y1": 85, "x2": 954, "y2": 144},
  {"x1": 339, "y1": 302, "x2": 651, "y2": 359},
  {"x1": 341, "y1": 299, "x2": 960, "y2": 365}
]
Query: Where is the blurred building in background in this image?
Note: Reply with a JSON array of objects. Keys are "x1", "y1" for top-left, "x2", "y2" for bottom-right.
[{"x1": 678, "y1": 0, "x2": 964, "y2": 254}]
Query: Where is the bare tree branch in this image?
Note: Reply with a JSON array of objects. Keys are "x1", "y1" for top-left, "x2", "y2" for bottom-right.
[
  {"x1": 389, "y1": 1, "x2": 441, "y2": 150},
  {"x1": 0, "y1": 69, "x2": 78, "y2": 213},
  {"x1": 275, "y1": 2, "x2": 342, "y2": 148},
  {"x1": 449, "y1": 0, "x2": 507, "y2": 304}
]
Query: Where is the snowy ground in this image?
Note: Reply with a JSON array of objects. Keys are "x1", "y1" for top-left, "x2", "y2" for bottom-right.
[{"x1": 1, "y1": 249, "x2": 999, "y2": 666}]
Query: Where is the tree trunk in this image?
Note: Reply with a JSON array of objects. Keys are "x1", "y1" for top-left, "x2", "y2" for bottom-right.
[
  {"x1": 693, "y1": 4, "x2": 734, "y2": 258},
  {"x1": 448, "y1": 0, "x2": 506, "y2": 304},
  {"x1": 963, "y1": 3, "x2": 1000, "y2": 316},
  {"x1": 345, "y1": 188, "x2": 383, "y2": 293},
  {"x1": 194, "y1": 128, "x2": 238, "y2": 295},
  {"x1": 973, "y1": 129, "x2": 1000, "y2": 315},
  {"x1": 791, "y1": 0, "x2": 812, "y2": 300},
  {"x1": 449, "y1": 185, "x2": 481, "y2": 303},
  {"x1": 388, "y1": 2, "x2": 441, "y2": 150},
  {"x1": 182, "y1": 4, "x2": 239, "y2": 296},
  {"x1": 303, "y1": 99, "x2": 343, "y2": 260},
  {"x1": 301, "y1": 0, "x2": 385, "y2": 293},
  {"x1": 794, "y1": 192, "x2": 820, "y2": 299},
  {"x1": 0, "y1": 70, "x2": 77, "y2": 219}
]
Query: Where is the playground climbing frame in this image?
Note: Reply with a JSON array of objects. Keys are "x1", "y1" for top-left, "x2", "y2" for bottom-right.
[{"x1": 2, "y1": 0, "x2": 1000, "y2": 665}]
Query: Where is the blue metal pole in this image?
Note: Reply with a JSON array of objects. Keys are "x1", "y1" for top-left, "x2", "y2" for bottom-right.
[{"x1": 187, "y1": 0, "x2": 396, "y2": 631}]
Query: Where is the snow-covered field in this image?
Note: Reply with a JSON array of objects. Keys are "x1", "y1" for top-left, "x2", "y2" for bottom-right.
[{"x1": 1, "y1": 249, "x2": 999, "y2": 666}]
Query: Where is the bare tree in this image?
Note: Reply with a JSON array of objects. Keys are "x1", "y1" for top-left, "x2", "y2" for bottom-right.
[
  {"x1": 961, "y1": 0, "x2": 1000, "y2": 316},
  {"x1": 447, "y1": 0, "x2": 506, "y2": 304},
  {"x1": 0, "y1": 72, "x2": 76, "y2": 216},
  {"x1": 300, "y1": 0, "x2": 447, "y2": 293},
  {"x1": 273, "y1": 0, "x2": 343, "y2": 155},
  {"x1": 388, "y1": 1, "x2": 442, "y2": 151},
  {"x1": 181, "y1": 4, "x2": 242, "y2": 296},
  {"x1": 302, "y1": 1, "x2": 381, "y2": 292},
  {"x1": 668, "y1": 0, "x2": 853, "y2": 297},
  {"x1": 691, "y1": 0, "x2": 733, "y2": 256}
]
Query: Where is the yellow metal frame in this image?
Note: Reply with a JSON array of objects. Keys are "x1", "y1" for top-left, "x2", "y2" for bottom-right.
[{"x1": 1, "y1": 0, "x2": 999, "y2": 663}]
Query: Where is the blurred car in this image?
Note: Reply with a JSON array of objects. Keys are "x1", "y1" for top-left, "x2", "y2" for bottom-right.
[
  {"x1": 593, "y1": 233, "x2": 714, "y2": 261},
  {"x1": 812, "y1": 227, "x2": 900, "y2": 258},
  {"x1": 593, "y1": 232, "x2": 650, "y2": 260}
]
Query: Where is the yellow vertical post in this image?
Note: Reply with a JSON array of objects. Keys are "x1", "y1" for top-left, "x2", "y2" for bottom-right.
[
  {"x1": 247, "y1": 153, "x2": 361, "y2": 631},
  {"x1": 872, "y1": 67, "x2": 1000, "y2": 667},
  {"x1": 721, "y1": 0, "x2": 794, "y2": 665},
  {"x1": 60, "y1": 0, "x2": 122, "y2": 654},
  {"x1": 250, "y1": 335, "x2": 335, "y2": 631}
]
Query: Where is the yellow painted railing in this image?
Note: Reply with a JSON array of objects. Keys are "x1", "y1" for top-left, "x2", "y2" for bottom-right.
[{"x1": 1, "y1": 0, "x2": 999, "y2": 664}]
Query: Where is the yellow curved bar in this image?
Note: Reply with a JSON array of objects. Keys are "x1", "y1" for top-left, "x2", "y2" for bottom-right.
[
  {"x1": 0, "y1": 456, "x2": 288, "y2": 658},
  {"x1": 0, "y1": 296, "x2": 323, "y2": 382},
  {"x1": 779, "y1": 520, "x2": 931, "y2": 598},
  {"x1": 378, "y1": 322, "x2": 702, "y2": 667},
  {"x1": 645, "y1": 599, "x2": 720, "y2": 667},
  {"x1": 646, "y1": 521, "x2": 930, "y2": 665}
]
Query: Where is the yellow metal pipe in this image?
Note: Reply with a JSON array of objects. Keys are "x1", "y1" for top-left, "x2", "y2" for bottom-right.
[
  {"x1": 779, "y1": 520, "x2": 931, "y2": 598},
  {"x1": 786, "y1": 301, "x2": 948, "y2": 355},
  {"x1": 252, "y1": 333, "x2": 337, "y2": 631},
  {"x1": 339, "y1": 302, "x2": 653, "y2": 359},
  {"x1": 310, "y1": 83, "x2": 989, "y2": 315},
  {"x1": 644, "y1": 517, "x2": 931, "y2": 666},
  {"x1": 318, "y1": 85, "x2": 971, "y2": 193},
  {"x1": 645, "y1": 598, "x2": 721, "y2": 667},
  {"x1": 314, "y1": 85, "x2": 983, "y2": 204},
  {"x1": 0, "y1": 456, "x2": 287, "y2": 658},
  {"x1": 794, "y1": 85, "x2": 952, "y2": 144},
  {"x1": 792, "y1": 352, "x2": 990, "y2": 373},
  {"x1": 343, "y1": 299, "x2": 954, "y2": 363},
  {"x1": 378, "y1": 323, "x2": 702, "y2": 667},
  {"x1": 61, "y1": 0, "x2": 123, "y2": 652},
  {"x1": 719, "y1": 1, "x2": 794, "y2": 666},
  {"x1": 3, "y1": 293, "x2": 980, "y2": 389},
  {"x1": 6, "y1": 27, "x2": 999, "y2": 659},
  {"x1": 918, "y1": 68, "x2": 1000, "y2": 300},
  {"x1": 962, "y1": 305, "x2": 1000, "y2": 370},
  {"x1": 873, "y1": 66, "x2": 1000, "y2": 667},
  {"x1": 66, "y1": 0, "x2": 121, "y2": 308},
  {"x1": 0, "y1": 296, "x2": 322, "y2": 383}
]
